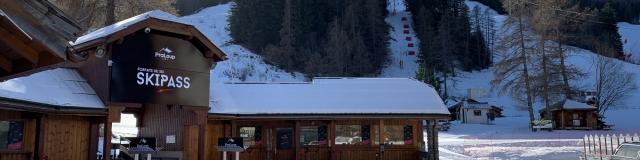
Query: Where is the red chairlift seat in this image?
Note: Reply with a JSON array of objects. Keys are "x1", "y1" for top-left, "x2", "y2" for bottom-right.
[
  {"x1": 403, "y1": 30, "x2": 410, "y2": 34},
  {"x1": 408, "y1": 51, "x2": 416, "y2": 55},
  {"x1": 401, "y1": 17, "x2": 407, "y2": 21},
  {"x1": 405, "y1": 37, "x2": 412, "y2": 41},
  {"x1": 403, "y1": 24, "x2": 410, "y2": 29},
  {"x1": 408, "y1": 43, "x2": 414, "y2": 47}
]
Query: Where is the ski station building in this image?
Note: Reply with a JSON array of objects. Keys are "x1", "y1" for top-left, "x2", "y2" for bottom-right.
[{"x1": 0, "y1": 2, "x2": 450, "y2": 160}]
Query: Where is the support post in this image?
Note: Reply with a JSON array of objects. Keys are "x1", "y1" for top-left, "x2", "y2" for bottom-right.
[
  {"x1": 223, "y1": 151, "x2": 227, "y2": 160},
  {"x1": 104, "y1": 106, "x2": 125, "y2": 160}
]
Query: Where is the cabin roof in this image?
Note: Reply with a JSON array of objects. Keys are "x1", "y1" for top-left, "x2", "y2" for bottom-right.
[
  {"x1": 560, "y1": 100, "x2": 596, "y2": 110},
  {"x1": 0, "y1": 68, "x2": 105, "y2": 109},
  {"x1": 209, "y1": 78, "x2": 450, "y2": 117},
  {"x1": 71, "y1": 10, "x2": 226, "y2": 61}
]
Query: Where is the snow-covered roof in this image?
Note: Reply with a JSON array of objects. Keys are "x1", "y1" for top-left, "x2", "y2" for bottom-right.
[
  {"x1": 561, "y1": 100, "x2": 596, "y2": 110},
  {"x1": 72, "y1": 10, "x2": 189, "y2": 45},
  {"x1": 209, "y1": 78, "x2": 450, "y2": 116},
  {"x1": 0, "y1": 68, "x2": 105, "y2": 109},
  {"x1": 464, "y1": 101, "x2": 493, "y2": 109}
]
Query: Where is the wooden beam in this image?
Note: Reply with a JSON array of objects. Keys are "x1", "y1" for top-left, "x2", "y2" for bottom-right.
[
  {"x1": 0, "y1": 54, "x2": 11, "y2": 72},
  {"x1": 0, "y1": 27, "x2": 39, "y2": 63}
]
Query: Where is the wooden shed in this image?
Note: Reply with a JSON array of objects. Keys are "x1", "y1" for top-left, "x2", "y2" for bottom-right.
[
  {"x1": 206, "y1": 78, "x2": 450, "y2": 160},
  {"x1": 541, "y1": 100, "x2": 599, "y2": 130}
]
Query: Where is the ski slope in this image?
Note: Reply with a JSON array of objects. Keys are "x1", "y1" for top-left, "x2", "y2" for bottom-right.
[{"x1": 380, "y1": 0, "x2": 420, "y2": 78}]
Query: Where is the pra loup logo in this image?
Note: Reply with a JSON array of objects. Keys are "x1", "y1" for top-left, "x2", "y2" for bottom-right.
[{"x1": 154, "y1": 48, "x2": 176, "y2": 61}]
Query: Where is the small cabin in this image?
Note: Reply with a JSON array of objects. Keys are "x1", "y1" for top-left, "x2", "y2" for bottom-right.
[
  {"x1": 207, "y1": 78, "x2": 450, "y2": 160},
  {"x1": 540, "y1": 100, "x2": 598, "y2": 130},
  {"x1": 448, "y1": 99, "x2": 502, "y2": 124}
]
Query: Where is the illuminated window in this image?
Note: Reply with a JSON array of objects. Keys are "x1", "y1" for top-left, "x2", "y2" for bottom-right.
[
  {"x1": 299, "y1": 126, "x2": 327, "y2": 146},
  {"x1": 335, "y1": 125, "x2": 371, "y2": 145},
  {"x1": 0, "y1": 121, "x2": 24, "y2": 150},
  {"x1": 239, "y1": 127, "x2": 262, "y2": 148},
  {"x1": 381, "y1": 125, "x2": 413, "y2": 145}
]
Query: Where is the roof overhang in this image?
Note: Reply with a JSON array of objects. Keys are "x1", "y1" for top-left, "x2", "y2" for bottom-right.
[
  {"x1": 208, "y1": 113, "x2": 451, "y2": 120},
  {"x1": 0, "y1": 96, "x2": 107, "y2": 116},
  {"x1": 70, "y1": 18, "x2": 226, "y2": 62}
]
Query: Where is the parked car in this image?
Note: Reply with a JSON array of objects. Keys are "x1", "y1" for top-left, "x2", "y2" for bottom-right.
[{"x1": 612, "y1": 142, "x2": 640, "y2": 160}]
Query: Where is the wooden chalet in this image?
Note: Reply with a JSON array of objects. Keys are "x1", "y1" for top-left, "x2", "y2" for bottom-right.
[
  {"x1": 0, "y1": 0, "x2": 82, "y2": 80},
  {"x1": 448, "y1": 99, "x2": 502, "y2": 124},
  {"x1": 207, "y1": 78, "x2": 450, "y2": 160},
  {"x1": 540, "y1": 100, "x2": 599, "y2": 130}
]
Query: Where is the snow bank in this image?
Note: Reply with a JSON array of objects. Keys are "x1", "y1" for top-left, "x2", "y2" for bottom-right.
[{"x1": 619, "y1": 22, "x2": 640, "y2": 63}]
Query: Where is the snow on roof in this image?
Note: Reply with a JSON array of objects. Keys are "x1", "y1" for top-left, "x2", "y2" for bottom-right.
[
  {"x1": 464, "y1": 101, "x2": 493, "y2": 109},
  {"x1": 0, "y1": 68, "x2": 105, "y2": 109},
  {"x1": 209, "y1": 78, "x2": 450, "y2": 115},
  {"x1": 72, "y1": 10, "x2": 189, "y2": 45},
  {"x1": 562, "y1": 100, "x2": 596, "y2": 110}
]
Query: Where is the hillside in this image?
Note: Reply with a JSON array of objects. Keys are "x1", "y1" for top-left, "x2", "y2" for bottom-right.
[
  {"x1": 434, "y1": 1, "x2": 640, "y2": 159},
  {"x1": 179, "y1": 3, "x2": 304, "y2": 83}
]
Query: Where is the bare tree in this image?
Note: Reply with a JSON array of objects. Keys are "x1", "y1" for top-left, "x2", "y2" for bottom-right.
[
  {"x1": 593, "y1": 47, "x2": 637, "y2": 116},
  {"x1": 492, "y1": 0, "x2": 536, "y2": 131}
]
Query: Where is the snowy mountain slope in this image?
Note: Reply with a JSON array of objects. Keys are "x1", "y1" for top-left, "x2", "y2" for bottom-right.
[
  {"x1": 380, "y1": 0, "x2": 420, "y2": 78},
  {"x1": 179, "y1": 3, "x2": 305, "y2": 83},
  {"x1": 619, "y1": 22, "x2": 640, "y2": 63}
]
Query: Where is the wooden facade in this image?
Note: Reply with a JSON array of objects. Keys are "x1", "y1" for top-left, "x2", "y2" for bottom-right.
[
  {"x1": 552, "y1": 109, "x2": 598, "y2": 130},
  {"x1": 0, "y1": 104, "x2": 104, "y2": 160},
  {"x1": 205, "y1": 117, "x2": 443, "y2": 160}
]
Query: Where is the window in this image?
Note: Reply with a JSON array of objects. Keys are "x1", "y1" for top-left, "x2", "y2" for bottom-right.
[
  {"x1": 381, "y1": 125, "x2": 413, "y2": 145},
  {"x1": 473, "y1": 110, "x2": 482, "y2": 116},
  {"x1": 239, "y1": 126, "x2": 261, "y2": 148},
  {"x1": 0, "y1": 121, "x2": 24, "y2": 150},
  {"x1": 335, "y1": 125, "x2": 371, "y2": 145},
  {"x1": 299, "y1": 126, "x2": 327, "y2": 146}
]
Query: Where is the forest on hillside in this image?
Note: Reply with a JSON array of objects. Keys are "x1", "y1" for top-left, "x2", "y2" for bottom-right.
[
  {"x1": 471, "y1": 0, "x2": 635, "y2": 58},
  {"x1": 228, "y1": 0, "x2": 390, "y2": 77}
]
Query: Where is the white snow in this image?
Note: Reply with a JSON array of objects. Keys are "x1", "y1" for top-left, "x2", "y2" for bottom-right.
[
  {"x1": 73, "y1": 10, "x2": 189, "y2": 45},
  {"x1": 559, "y1": 100, "x2": 596, "y2": 110},
  {"x1": 0, "y1": 68, "x2": 104, "y2": 109},
  {"x1": 381, "y1": 0, "x2": 420, "y2": 78},
  {"x1": 210, "y1": 78, "x2": 449, "y2": 115},
  {"x1": 619, "y1": 22, "x2": 640, "y2": 63}
]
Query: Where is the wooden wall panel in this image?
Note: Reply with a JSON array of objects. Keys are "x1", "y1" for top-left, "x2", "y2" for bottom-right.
[
  {"x1": 183, "y1": 125, "x2": 199, "y2": 160},
  {"x1": 0, "y1": 152, "x2": 30, "y2": 160},
  {"x1": 41, "y1": 115, "x2": 91, "y2": 160},
  {"x1": 205, "y1": 121, "x2": 230, "y2": 160},
  {"x1": 138, "y1": 105, "x2": 200, "y2": 151}
]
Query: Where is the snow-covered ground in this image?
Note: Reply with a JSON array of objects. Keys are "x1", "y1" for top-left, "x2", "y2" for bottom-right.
[
  {"x1": 380, "y1": 0, "x2": 420, "y2": 78},
  {"x1": 619, "y1": 22, "x2": 640, "y2": 64},
  {"x1": 434, "y1": 1, "x2": 640, "y2": 160}
]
